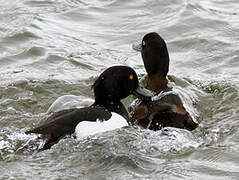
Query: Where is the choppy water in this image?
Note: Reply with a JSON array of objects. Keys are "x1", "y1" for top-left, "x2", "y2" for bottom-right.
[{"x1": 0, "y1": 0, "x2": 239, "y2": 179}]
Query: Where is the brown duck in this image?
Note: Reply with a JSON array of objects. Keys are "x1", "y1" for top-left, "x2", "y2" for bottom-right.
[{"x1": 131, "y1": 32, "x2": 198, "y2": 131}]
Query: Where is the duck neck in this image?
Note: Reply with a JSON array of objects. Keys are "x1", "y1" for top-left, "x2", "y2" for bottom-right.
[
  {"x1": 147, "y1": 73, "x2": 169, "y2": 94},
  {"x1": 92, "y1": 100, "x2": 129, "y2": 120}
]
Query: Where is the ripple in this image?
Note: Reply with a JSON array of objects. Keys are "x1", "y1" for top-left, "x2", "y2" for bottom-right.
[
  {"x1": 17, "y1": 126, "x2": 201, "y2": 179},
  {"x1": 1, "y1": 0, "x2": 239, "y2": 178}
]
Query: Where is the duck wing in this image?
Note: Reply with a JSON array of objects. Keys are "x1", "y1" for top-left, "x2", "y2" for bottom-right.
[
  {"x1": 25, "y1": 106, "x2": 112, "y2": 150},
  {"x1": 148, "y1": 93, "x2": 198, "y2": 130}
]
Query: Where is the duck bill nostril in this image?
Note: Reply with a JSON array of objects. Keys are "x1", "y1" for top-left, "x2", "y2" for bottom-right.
[
  {"x1": 132, "y1": 43, "x2": 142, "y2": 52},
  {"x1": 133, "y1": 85, "x2": 154, "y2": 101}
]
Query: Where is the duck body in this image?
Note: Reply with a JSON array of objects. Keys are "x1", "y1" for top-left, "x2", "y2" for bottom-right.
[
  {"x1": 75, "y1": 112, "x2": 128, "y2": 138},
  {"x1": 26, "y1": 106, "x2": 112, "y2": 150},
  {"x1": 131, "y1": 92, "x2": 198, "y2": 131},
  {"x1": 131, "y1": 32, "x2": 198, "y2": 131},
  {"x1": 26, "y1": 66, "x2": 153, "y2": 150}
]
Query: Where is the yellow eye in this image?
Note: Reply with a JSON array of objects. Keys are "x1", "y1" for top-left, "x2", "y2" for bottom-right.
[
  {"x1": 129, "y1": 75, "x2": 134, "y2": 80},
  {"x1": 142, "y1": 41, "x2": 146, "y2": 46}
]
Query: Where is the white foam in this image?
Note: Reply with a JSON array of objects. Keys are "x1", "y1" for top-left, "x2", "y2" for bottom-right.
[
  {"x1": 150, "y1": 87, "x2": 199, "y2": 124},
  {"x1": 47, "y1": 95, "x2": 94, "y2": 113},
  {"x1": 75, "y1": 112, "x2": 128, "y2": 139},
  {"x1": 151, "y1": 91, "x2": 173, "y2": 101}
]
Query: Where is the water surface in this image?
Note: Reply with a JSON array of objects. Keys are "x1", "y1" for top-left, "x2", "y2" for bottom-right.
[{"x1": 0, "y1": 0, "x2": 239, "y2": 179}]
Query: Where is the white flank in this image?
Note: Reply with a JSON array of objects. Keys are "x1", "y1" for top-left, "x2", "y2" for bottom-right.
[{"x1": 75, "y1": 112, "x2": 128, "y2": 139}]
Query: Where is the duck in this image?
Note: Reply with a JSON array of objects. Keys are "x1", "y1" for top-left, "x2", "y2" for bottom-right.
[
  {"x1": 130, "y1": 32, "x2": 198, "y2": 131},
  {"x1": 25, "y1": 66, "x2": 153, "y2": 150}
]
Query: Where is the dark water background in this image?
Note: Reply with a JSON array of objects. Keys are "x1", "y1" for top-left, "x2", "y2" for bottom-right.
[{"x1": 0, "y1": 0, "x2": 239, "y2": 179}]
